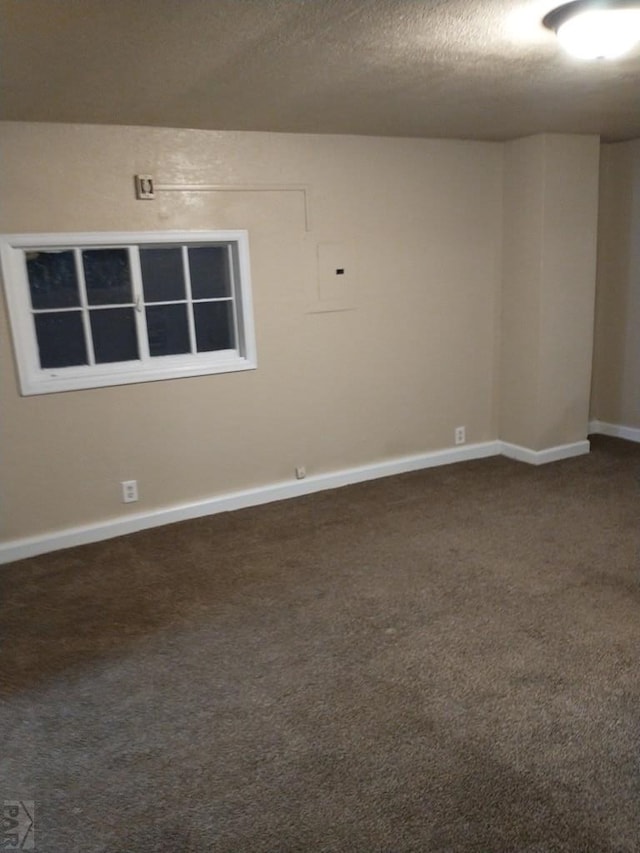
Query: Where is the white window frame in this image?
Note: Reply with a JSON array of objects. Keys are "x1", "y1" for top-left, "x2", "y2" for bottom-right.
[{"x1": 0, "y1": 230, "x2": 257, "y2": 395}]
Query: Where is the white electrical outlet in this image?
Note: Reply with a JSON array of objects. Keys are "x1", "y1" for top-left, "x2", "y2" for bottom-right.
[
  {"x1": 295, "y1": 466, "x2": 306, "y2": 480},
  {"x1": 121, "y1": 480, "x2": 138, "y2": 503},
  {"x1": 454, "y1": 426, "x2": 466, "y2": 445}
]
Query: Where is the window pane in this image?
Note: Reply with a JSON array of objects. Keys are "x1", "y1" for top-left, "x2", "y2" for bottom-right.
[
  {"x1": 34, "y1": 312, "x2": 87, "y2": 368},
  {"x1": 90, "y1": 308, "x2": 138, "y2": 364},
  {"x1": 194, "y1": 301, "x2": 235, "y2": 352},
  {"x1": 26, "y1": 250, "x2": 79, "y2": 309},
  {"x1": 188, "y1": 246, "x2": 231, "y2": 299},
  {"x1": 140, "y1": 247, "x2": 185, "y2": 303},
  {"x1": 146, "y1": 304, "x2": 190, "y2": 357},
  {"x1": 83, "y1": 249, "x2": 133, "y2": 305}
]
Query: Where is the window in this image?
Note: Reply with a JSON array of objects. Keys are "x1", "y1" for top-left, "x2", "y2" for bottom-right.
[{"x1": 0, "y1": 231, "x2": 257, "y2": 395}]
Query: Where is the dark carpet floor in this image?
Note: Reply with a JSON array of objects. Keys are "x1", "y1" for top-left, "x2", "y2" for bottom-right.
[{"x1": 1, "y1": 435, "x2": 639, "y2": 852}]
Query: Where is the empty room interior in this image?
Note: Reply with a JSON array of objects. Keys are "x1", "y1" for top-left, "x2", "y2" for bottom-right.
[{"x1": 1, "y1": 1, "x2": 640, "y2": 850}]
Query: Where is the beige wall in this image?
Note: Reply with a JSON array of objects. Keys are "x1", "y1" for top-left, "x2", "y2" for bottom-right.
[
  {"x1": 499, "y1": 135, "x2": 545, "y2": 449},
  {"x1": 500, "y1": 134, "x2": 600, "y2": 450},
  {"x1": 0, "y1": 122, "x2": 503, "y2": 541},
  {"x1": 591, "y1": 139, "x2": 640, "y2": 429}
]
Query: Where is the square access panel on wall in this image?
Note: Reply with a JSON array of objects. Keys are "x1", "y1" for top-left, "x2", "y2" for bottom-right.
[{"x1": 308, "y1": 242, "x2": 356, "y2": 313}]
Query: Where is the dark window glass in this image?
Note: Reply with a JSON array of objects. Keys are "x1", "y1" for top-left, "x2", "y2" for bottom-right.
[
  {"x1": 26, "y1": 250, "x2": 79, "y2": 309},
  {"x1": 34, "y1": 312, "x2": 87, "y2": 368},
  {"x1": 83, "y1": 249, "x2": 133, "y2": 305},
  {"x1": 188, "y1": 246, "x2": 231, "y2": 299},
  {"x1": 194, "y1": 301, "x2": 234, "y2": 352},
  {"x1": 140, "y1": 247, "x2": 185, "y2": 303},
  {"x1": 90, "y1": 308, "x2": 139, "y2": 364},
  {"x1": 146, "y1": 304, "x2": 190, "y2": 357}
]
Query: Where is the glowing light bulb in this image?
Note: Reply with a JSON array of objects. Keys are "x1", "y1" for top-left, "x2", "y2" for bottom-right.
[{"x1": 554, "y1": 7, "x2": 640, "y2": 59}]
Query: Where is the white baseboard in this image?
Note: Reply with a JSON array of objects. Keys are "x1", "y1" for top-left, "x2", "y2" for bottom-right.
[
  {"x1": 0, "y1": 436, "x2": 600, "y2": 565},
  {"x1": 499, "y1": 439, "x2": 590, "y2": 466},
  {"x1": 0, "y1": 441, "x2": 502, "y2": 564},
  {"x1": 589, "y1": 419, "x2": 640, "y2": 443}
]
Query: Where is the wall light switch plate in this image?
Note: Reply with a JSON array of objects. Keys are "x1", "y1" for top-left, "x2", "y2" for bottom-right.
[{"x1": 134, "y1": 174, "x2": 155, "y2": 200}]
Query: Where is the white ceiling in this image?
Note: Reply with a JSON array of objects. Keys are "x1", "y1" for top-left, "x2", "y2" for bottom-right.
[{"x1": 1, "y1": 0, "x2": 639, "y2": 141}]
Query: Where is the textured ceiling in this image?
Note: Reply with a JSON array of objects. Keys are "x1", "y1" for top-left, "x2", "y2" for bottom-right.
[{"x1": 1, "y1": 0, "x2": 639, "y2": 141}]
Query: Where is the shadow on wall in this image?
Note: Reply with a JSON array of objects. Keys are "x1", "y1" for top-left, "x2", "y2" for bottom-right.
[{"x1": 591, "y1": 143, "x2": 640, "y2": 425}]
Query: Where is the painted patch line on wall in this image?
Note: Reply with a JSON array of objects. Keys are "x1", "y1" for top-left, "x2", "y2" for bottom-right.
[{"x1": 154, "y1": 182, "x2": 313, "y2": 232}]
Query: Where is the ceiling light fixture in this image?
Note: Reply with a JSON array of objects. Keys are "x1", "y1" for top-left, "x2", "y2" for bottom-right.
[{"x1": 543, "y1": 0, "x2": 640, "y2": 58}]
